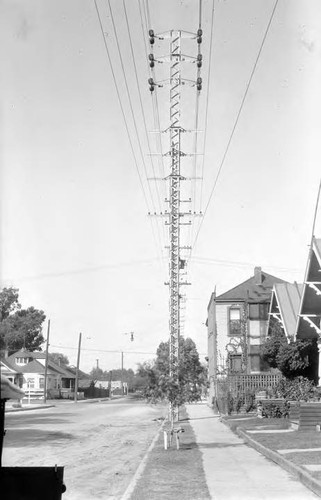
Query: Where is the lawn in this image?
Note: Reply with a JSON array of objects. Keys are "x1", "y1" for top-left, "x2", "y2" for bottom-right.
[{"x1": 223, "y1": 415, "x2": 321, "y2": 482}]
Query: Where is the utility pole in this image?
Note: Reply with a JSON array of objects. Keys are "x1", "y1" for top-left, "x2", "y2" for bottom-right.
[
  {"x1": 148, "y1": 26, "x2": 202, "y2": 429},
  {"x1": 109, "y1": 370, "x2": 113, "y2": 399},
  {"x1": 121, "y1": 351, "x2": 124, "y2": 396},
  {"x1": 96, "y1": 358, "x2": 99, "y2": 370},
  {"x1": 43, "y1": 319, "x2": 50, "y2": 404},
  {"x1": 74, "y1": 332, "x2": 82, "y2": 403}
]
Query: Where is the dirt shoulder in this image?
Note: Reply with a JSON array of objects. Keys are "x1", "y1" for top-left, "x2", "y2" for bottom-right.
[{"x1": 129, "y1": 407, "x2": 210, "y2": 500}]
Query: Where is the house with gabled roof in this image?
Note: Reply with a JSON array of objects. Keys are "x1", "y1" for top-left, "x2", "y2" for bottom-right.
[
  {"x1": 3, "y1": 349, "x2": 76, "y2": 399},
  {"x1": 295, "y1": 237, "x2": 321, "y2": 384},
  {"x1": 0, "y1": 357, "x2": 21, "y2": 386},
  {"x1": 207, "y1": 266, "x2": 286, "y2": 404},
  {"x1": 264, "y1": 237, "x2": 321, "y2": 384}
]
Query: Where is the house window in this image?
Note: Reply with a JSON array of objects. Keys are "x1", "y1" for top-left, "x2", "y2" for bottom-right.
[
  {"x1": 228, "y1": 307, "x2": 242, "y2": 335},
  {"x1": 16, "y1": 357, "x2": 30, "y2": 365},
  {"x1": 230, "y1": 355, "x2": 242, "y2": 373},
  {"x1": 27, "y1": 378, "x2": 35, "y2": 389},
  {"x1": 249, "y1": 303, "x2": 269, "y2": 320},
  {"x1": 39, "y1": 378, "x2": 45, "y2": 389}
]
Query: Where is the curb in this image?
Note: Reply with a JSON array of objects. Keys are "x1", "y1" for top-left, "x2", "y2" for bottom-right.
[
  {"x1": 5, "y1": 397, "x2": 112, "y2": 412},
  {"x1": 6, "y1": 404, "x2": 55, "y2": 413},
  {"x1": 236, "y1": 427, "x2": 321, "y2": 499}
]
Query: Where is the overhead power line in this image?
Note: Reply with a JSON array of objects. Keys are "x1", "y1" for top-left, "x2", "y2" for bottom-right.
[
  {"x1": 191, "y1": 255, "x2": 302, "y2": 274},
  {"x1": 122, "y1": 0, "x2": 168, "y2": 254},
  {"x1": 191, "y1": 0, "x2": 280, "y2": 255},
  {"x1": 51, "y1": 345, "x2": 157, "y2": 355},
  {"x1": 3, "y1": 257, "x2": 165, "y2": 283},
  {"x1": 93, "y1": 0, "x2": 148, "y2": 210},
  {"x1": 93, "y1": 0, "x2": 165, "y2": 271}
]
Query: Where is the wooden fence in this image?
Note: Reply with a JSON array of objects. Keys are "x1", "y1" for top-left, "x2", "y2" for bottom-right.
[
  {"x1": 226, "y1": 374, "x2": 283, "y2": 393},
  {"x1": 215, "y1": 374, "x2": 283, "y2": 414}
]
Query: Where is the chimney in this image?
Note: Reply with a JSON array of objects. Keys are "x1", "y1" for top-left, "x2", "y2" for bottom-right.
[
  {"x1": 0, "y1": 349, "x2": 9, "y2": 359},
  {"x1": 254, "y1": 266, "x2": 263, "y2": 285}
]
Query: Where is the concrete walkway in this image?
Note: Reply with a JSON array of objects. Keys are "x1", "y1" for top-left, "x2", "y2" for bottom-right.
[{"x1": 186, "y1": 403, "x2": 319, "y2": 500}]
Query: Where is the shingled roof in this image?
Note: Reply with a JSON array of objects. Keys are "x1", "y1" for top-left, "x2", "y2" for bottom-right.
[
  {"x1": 216, "y1": 267, "x2": 287, "y2": 303},
  {"x1": 7, "y1": 349, "x2": 76, "y2": 378},
  {"x1": 269, "y1": 282, "x2": 303, "y2": 339}
]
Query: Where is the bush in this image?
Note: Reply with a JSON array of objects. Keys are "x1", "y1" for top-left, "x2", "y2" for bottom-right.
[
  {"x1": 225, "y1": 389, "x2": 257, "y2": 415},
  {"x1": 272, "y1": 376, "x2": 317, "y2": 402},
  {"x1": 244, "y1": 389, "x2": 256, "y2": 413},
  {"x1": 261, "y1": 400, "x2": 289, "y2": 418}
]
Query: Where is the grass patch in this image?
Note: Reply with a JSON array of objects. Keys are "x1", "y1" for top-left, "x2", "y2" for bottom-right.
[
  {"x1": 131, "y1": 407, "x2": 210, "y2": 500},
  {"x1": 224, "y1": 416, "x2": 290, "y2": 433},
  {"x1": 224, "y1": 416, "x2": 321, "y2": 482}
]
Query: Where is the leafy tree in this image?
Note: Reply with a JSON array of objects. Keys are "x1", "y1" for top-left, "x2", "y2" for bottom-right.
[
  {"x1": 261, "y1": 317, "x2": 318, "y2": 382},
  {"x1": 0, "y1": 287, "x2": 20, "y2": 319},
  {"x1": 275, "y1": 339, "x2": 318, "y2": 381},
  {"x1": 137, "y1": 337, "x2": 207, "y2": 406},
  {"x1": 261, "y1": 318, "x2": 287, "y2": 369},
  {"x1": 89, "y1": 367, "x2": 136, "y2": 390},
  {"x1": 0, "y1": 287, "x2": 46, "y2": 353},
  {"x1": 49, "y1": 352, "x2": 70, "y2": 366},
  {"x1": 89, "y1": 367, "x2": 107, "y2": 381}
]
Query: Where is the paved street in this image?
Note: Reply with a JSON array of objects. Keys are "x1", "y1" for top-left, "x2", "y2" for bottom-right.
[{"x1": 3, "y1": 397, "x2": 167, "y2": 500}]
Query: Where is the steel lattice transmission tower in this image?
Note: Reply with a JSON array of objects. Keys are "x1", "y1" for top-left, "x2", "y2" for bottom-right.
[
  {"x1": 168, "y1": 31, "x2": 182, "y2": 425},
  {"x1": 148, "y1": 26, "x2": 203, "y2": 428}
]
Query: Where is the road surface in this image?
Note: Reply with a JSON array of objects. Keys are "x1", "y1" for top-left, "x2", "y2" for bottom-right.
[{"x1": 3, "y1": 397, "x2": 166, "y2": 500}]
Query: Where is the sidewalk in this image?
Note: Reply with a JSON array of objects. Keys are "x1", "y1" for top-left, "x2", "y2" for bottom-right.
[{"x1": 186, "y1": 403, "x2": 319, "y2": 500}]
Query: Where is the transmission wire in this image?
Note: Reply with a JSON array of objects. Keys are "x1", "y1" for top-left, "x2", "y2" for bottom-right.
[
  {"x1": 93, "y1": 0, "x2": 164, "y2": 268},
  {"x1": 191, "y1": 0, "x2": 279, "y2": 255}
]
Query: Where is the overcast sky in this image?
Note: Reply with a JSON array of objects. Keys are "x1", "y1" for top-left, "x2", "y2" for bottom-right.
[{"x1": 1, "y1": 0, "x2": 320, "y2": 373}]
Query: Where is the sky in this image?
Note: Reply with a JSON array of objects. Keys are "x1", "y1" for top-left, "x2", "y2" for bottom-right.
[{"x1": 1, "y1": 0, "x2": 320, "y2": 373}]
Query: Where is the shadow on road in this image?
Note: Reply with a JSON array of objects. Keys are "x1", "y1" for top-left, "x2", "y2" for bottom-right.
[
  {"x1": 7, "y1": 414, "x2": 73, "y2": 426},
  {"x1": 4, "y1": 429, "x2": 75, "y2": 447}
]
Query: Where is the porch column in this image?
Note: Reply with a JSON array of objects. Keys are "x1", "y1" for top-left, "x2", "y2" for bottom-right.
[{"x1": 318, "y1": 337, "x2": 321, "y2": 387}]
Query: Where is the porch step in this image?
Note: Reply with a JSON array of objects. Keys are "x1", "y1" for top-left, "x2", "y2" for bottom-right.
[{"x1": 299, "y1": 403, "x2": 321, "y2": 431}]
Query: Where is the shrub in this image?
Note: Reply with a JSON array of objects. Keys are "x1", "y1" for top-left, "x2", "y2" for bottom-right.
[
  {"x1": 272, "y1": 376, "x2": 317, "y2": 402},
  {"x1": 261, "y1": 400, "x2": 289, "y2": 418}
]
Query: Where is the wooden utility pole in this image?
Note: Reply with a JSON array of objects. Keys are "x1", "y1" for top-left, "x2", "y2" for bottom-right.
[
  {"x1": 43, "y1": 319, "x2": 50, "y2": 404},
  {"x1": 121, "y1": 351, "x2": 124, "y2": 395},
  {"x1": 109, "y1": 370, "x2": 113, "y2": 399},
  {"x1": 74, "y1": 332, "x2": 82, "y2": 403}
]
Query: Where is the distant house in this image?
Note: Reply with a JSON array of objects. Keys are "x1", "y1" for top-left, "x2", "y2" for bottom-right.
[
  {"x1": 1, "y1": 349, "x2": 77, "y2": 399},
  {"x1": 207, "y1": 266, "x2": 286, "y2": 404},
  {"x1": 0, "y1": 358, "x2": 21, "y2": 386}
]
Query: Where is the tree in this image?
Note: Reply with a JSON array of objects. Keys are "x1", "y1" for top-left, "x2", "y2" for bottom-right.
[
  {"x1": 261, "y1": 317, "x2": 318, "y2": 382},
  {"x1": 49, "y1": 352, "x2": 70, "y2": 366},
  {"x1": 0, "y1": 287, "x2": 46, "y2": 353},
  {"x1": 89, "y1": 367, "x2": 107, "y2": 381},
  {"x1": 137, "y1": 337, "x2": 207, "y2": 405},
  {"x1": 0, "y1": 287, "x2": 20, "y2": 320},
  {"x1": 261, "y1": 318, "x2": 287, "y2": 369}
]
